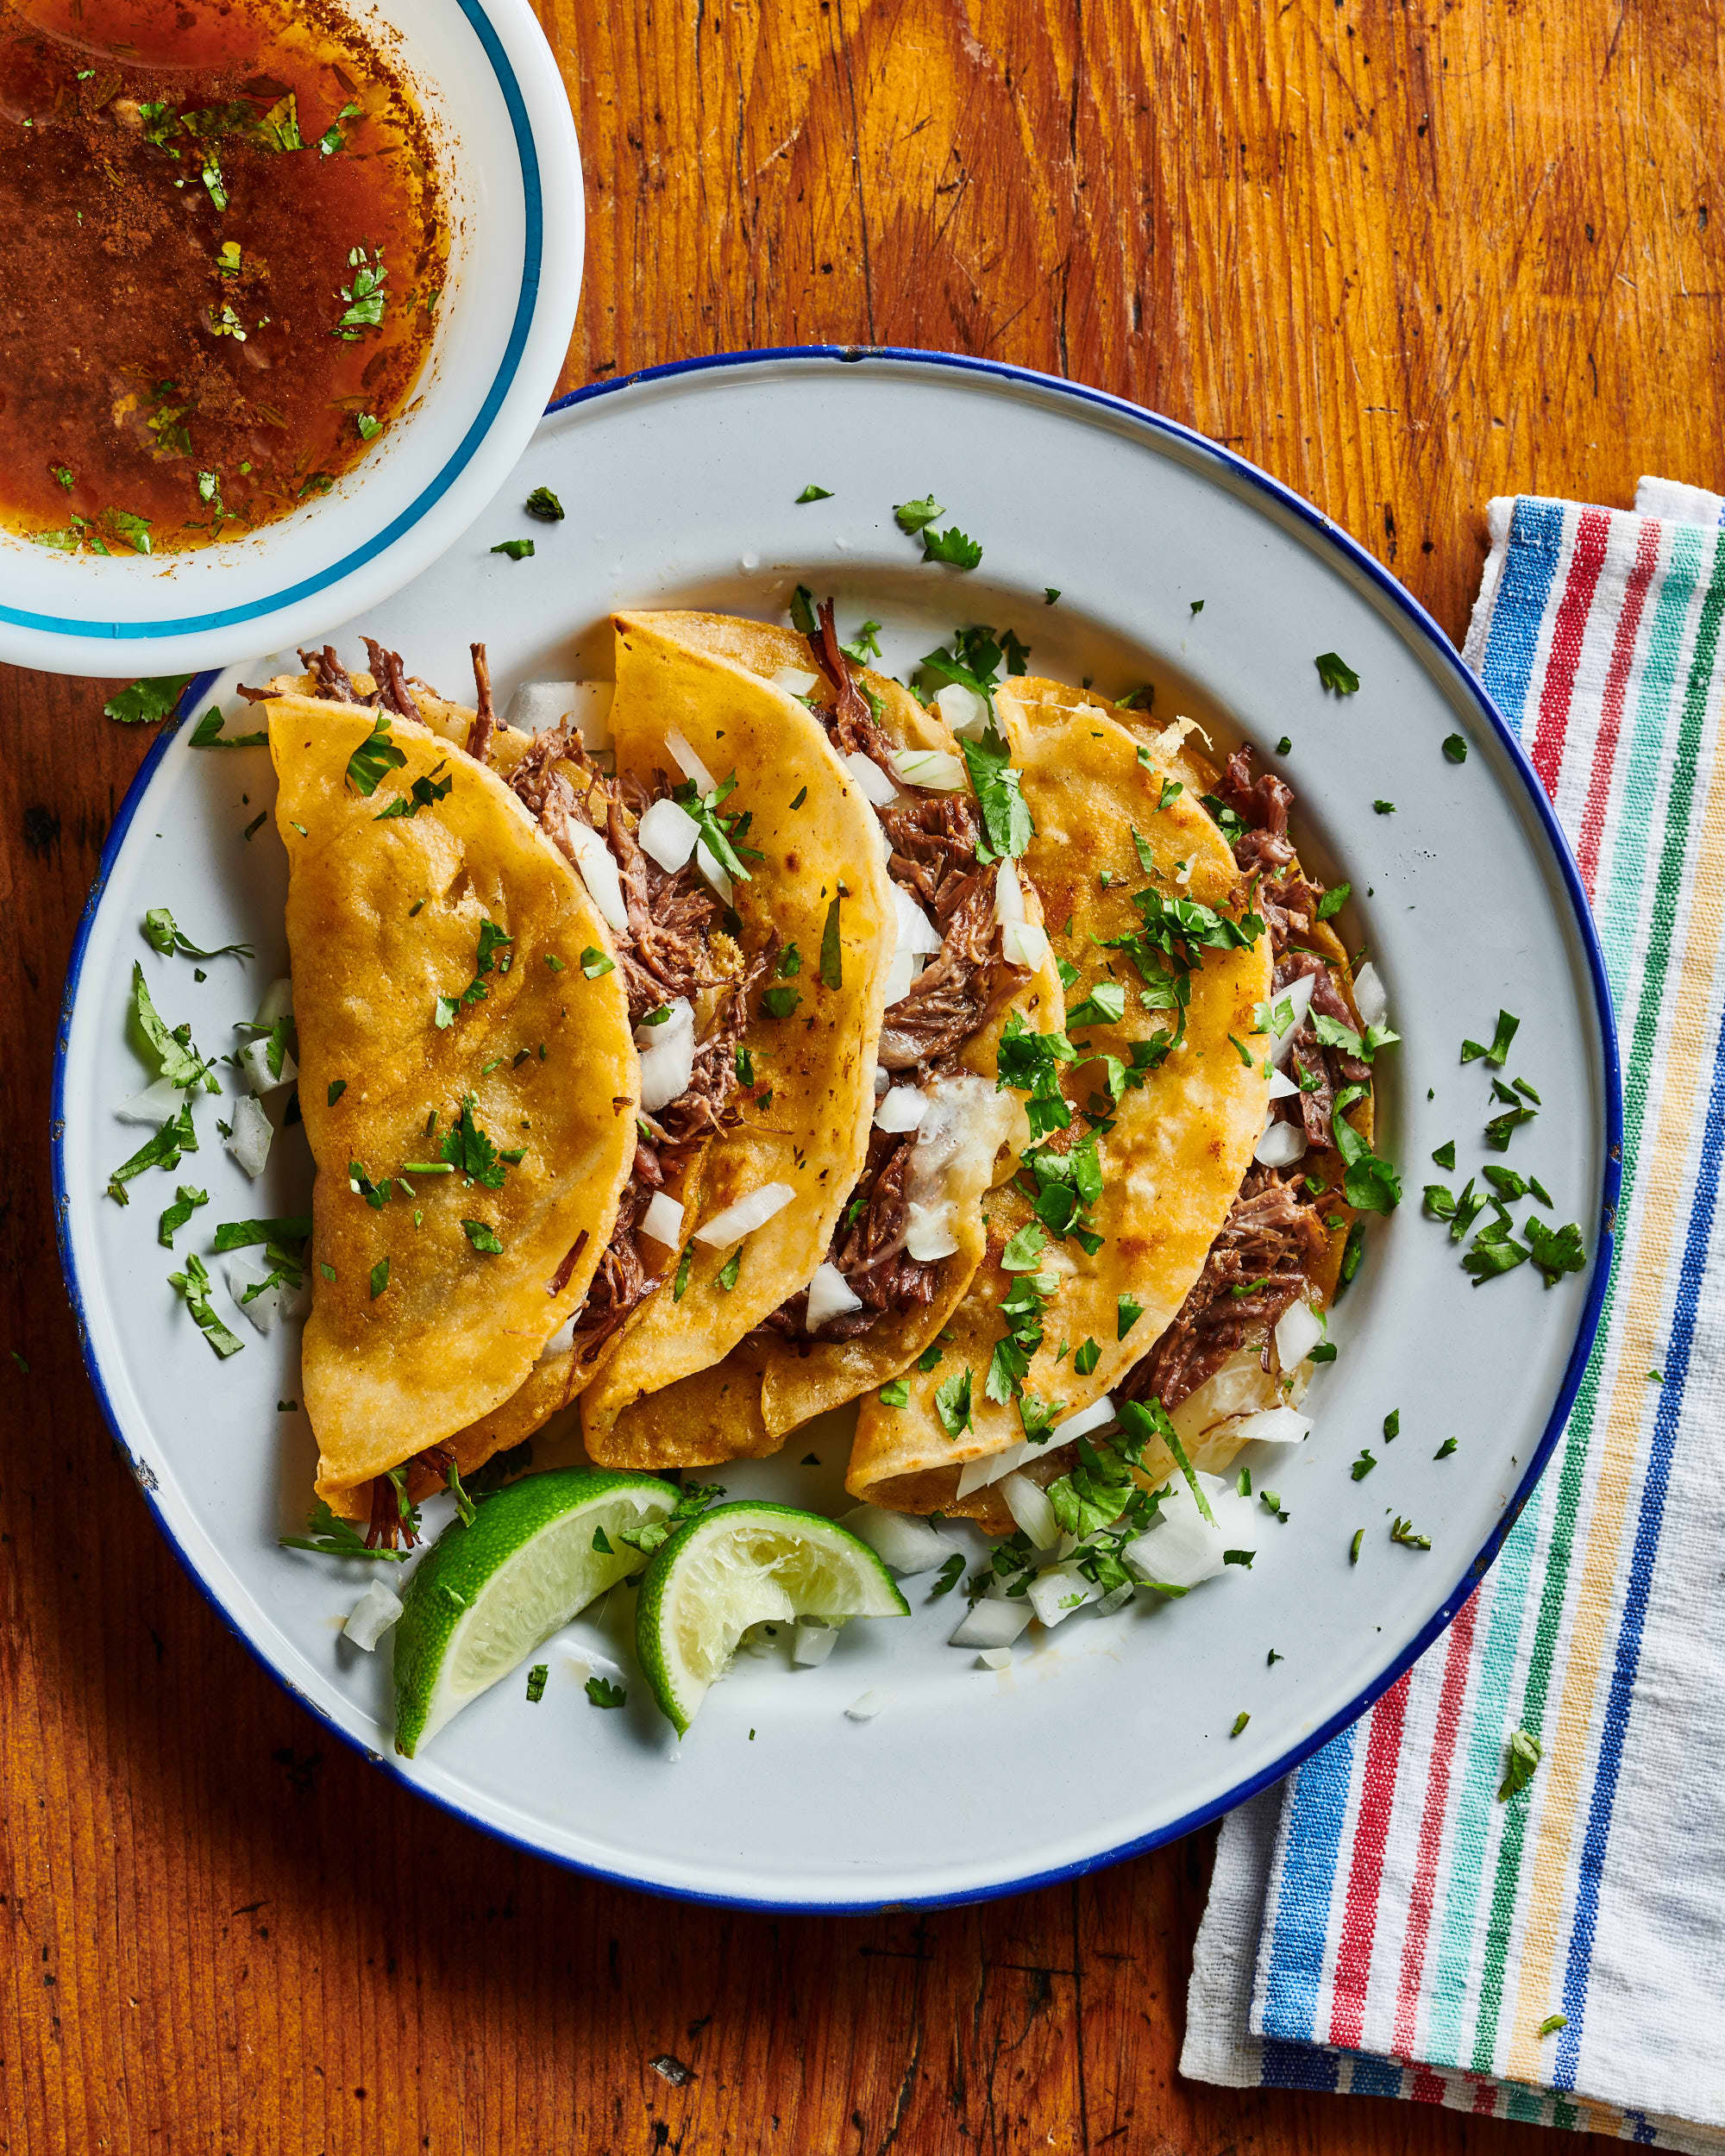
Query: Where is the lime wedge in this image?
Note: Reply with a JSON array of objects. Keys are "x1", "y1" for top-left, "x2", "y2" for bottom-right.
[
  {"x1": 636, "y1": 1501, "x2": 909, "y2": 1733},
  {"x1": 392, "y1": 1467, "x2": 677, "y2": 1756}
]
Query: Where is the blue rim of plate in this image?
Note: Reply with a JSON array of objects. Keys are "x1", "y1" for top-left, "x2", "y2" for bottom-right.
[
  {"x1": 3, "y1": 0, "x2": 543, "y2": 644},
  {"x1": 51, "y1": 345, "x2": 1624, "y2": 1911}
]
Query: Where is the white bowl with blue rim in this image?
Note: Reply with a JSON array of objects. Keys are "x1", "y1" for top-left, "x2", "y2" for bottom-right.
[{"x1": 0, "y1": 0, "x2": 580, "y2": 680}]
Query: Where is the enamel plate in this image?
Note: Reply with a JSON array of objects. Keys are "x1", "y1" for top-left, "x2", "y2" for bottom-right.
[{"x1": 53, "y1": 350, "x2": 1619, "y2": 1909}]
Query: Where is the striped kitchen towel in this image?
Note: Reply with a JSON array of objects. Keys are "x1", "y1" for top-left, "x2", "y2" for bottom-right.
[{"x1": 1182, "y1": 482, "x2": 1725, "y2": 2146}]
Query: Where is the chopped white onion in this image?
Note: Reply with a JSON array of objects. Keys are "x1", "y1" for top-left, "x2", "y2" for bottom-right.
[
  {"x1": 806, "y1": 1261, "x2": 863, "y2": 1330},
  {"x1": 875, "y1": 1085, "x2": 930, "y2": 1134},
  {"x1": 792, "y1": 1619, "x2": 837, "y2": 1666},
  {"x1": 994, "y1": 858, "x2": 1026, "y2": 925},
  {"x1": 561, "y1": 816, "x2": 630, "y2": 934},
  {"x1": 955, "y1": 1443, "x2": 1026, "y2": 1499},
  {"x1": 1000, "y1": 1471, "x2": 1061, "y2": 1550},
  {"x1": 1051, "y1": 1395, "x2": 1116, "y2": 1446},
  {"x1": 904, "y1": 1200, "x2": 959, "y2": 1262},
  {"x1": 882, "y1": 943, "x2": 916, "y2": 1008},
  {"x1": 636, "y1": 997, "x2": 695, "y2": 1113},
  {"x1": 693, "y1": 1181, "x2": 796, "y2": 1246},
  {"x1": 841, "y1": 1502, "x2": 955, "y2": 1577},
  {"x1": 1028, "y1": 1564, "x2": 1098, "y2": 1628},
  {"x1": 845, "y1": 1689, "x2": 888, "y2": 1722},
  {"x1": 226, "y1": 1094, "x2": 272, "y2": 1179},
  {"x1": 1269, "y1": 973, "x2": 1318, "y2": 1066},
  {"x1": 1265, "y1": 1064, "x2": 1299, "y2": 1102},
  {"x1": 893, "y1": 883, "x2": 943, "y2": 958},
  {"x1": 976, "y1": 1646, "x2": 1015, "y2": 1670},
  {"x1": 950, "y1": 1598, "x2": 1033, "y2": 1649},
  {"x1": 1254, "y1": 1117, "x2": 1309, "y2": 1168},
  {"x1": 1274, "y1": 1297, "x2": 1325, "y2": 1370},
  {"x1": 255, "y1": 976, "x2": 294, "y2": 1025},
  {"x1": 223, "y1": 1257, "x2": 299, "y2": 1335},
  {"x1": 770, "y1": 666, "x2": 819, "y2": 699},
  {"x1": 237, "y1": 1034, "x2": 298, "y2": 1097},
  {"x1": 1352, "y1": 961, "x2": 1388, "y2": 1031},
  {"x1": 116, "y1": 1076, "x2": 187, "y2": 1125},
  {"x1": 1002, "y1": 919, "x2": 1051, "y2": 970},
  {"x1": 893, "y1": 747, "x2": 968, "y2": 791},
  {"x1": 844, "y1": 750, "x2": 899, "y2": 807},
  {"x1": 1094, "y1": 1583, "x2": 1136, "y2": 1617},
  {"x1": 874, "y1": 1063, "x2": 891, "y2": 1097},
  {"x1": 508, "y1": 680, "x2": 616, "y2": 747},
  {"x1": 343, "y1": 1580, "x2": 404, "y2": 1651},
  {"x1": 1124, "y1": 1470, "x2": 1254, "y2": 1591},
  {"x1": 693, "y1": 837, "x2": 733, "y2": 903},
  {"x1": 934, "y1": 682, "x2": 990, "y2": 739},
  {"x1": 663, "y1": 727, "x2": 715, "y2": 793},
  {"x1": 637, "y1": 795, "x2": 700, "y2": 873},
  {"x1": 639, "y1": 1190, "x2": 686, "y2": 1248},
  {"x1": 1233, "y1": 1406, "x2": 1314, "y2": 1446},
  {"x1": 539, "y1": 1313, "x2": 578, "y2": 1362}
]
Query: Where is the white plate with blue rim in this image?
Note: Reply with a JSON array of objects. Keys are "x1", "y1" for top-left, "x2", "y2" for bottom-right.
[
  {"x1": 0, "y1": 0, "x2": 580, "y2": 680},
  {"x1": 53, "y1": 348, "x2": 1619, "y2": 1909}
]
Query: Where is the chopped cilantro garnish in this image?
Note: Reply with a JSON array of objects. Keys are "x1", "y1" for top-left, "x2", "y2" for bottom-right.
[
  {"x1": 1314, "y1": 651, "x2": 1359, "y2": 694},
  {"x1": 1333, "y1": 1118, "x2": 1401, "y2": 1213},
  {"x1": 142, "y1": 906, "x2": 252, "y2": 963},
  {"x1": 1526, "y1": 1218, "x2": 1586, "y2": 1286},
  {"x1": 930, "y1": 1551, "x2": 964, "y2": 1598},
  {"x1": 1537, "y1": 2014, "x2": 1568, "y2": 2039},
  {"x1": 1066, "y1": 981, "x2": 1127, "y2": 1029},
  {"x1": 355, "y1": 412, "x2": 382, "y2": 442},
  {"x1": 586, "y1": 1676, "x2": 626, "y2": 1708},
  {"x1": 819, "y1": 893, "x2": 844, "y2": 990},
  {"x1": 1390, "y1": 1515, "x2": 1431, "y2": 1551},
  {"x1": 461, "y1": 1220, "x2": 504, "y2": 1255},
  {"x1": 580, "y1": 947, "x2": 615, "y2": 979},
  {"x1": 1434, "y1": 1437, "x2": 1458, "y2": 1459},
  {"x1": 1462, "y1": 1009, "x2": 1520, "y2": 1067},
  {"x1": 1351, "y1": 1450, "x2": 1377, "y2": 1481},
  {"x1": 915, "y1": 1342, "x2": 944, "y2": 1373},
  {"x1": 762, "y1": 984, "x2": 800, "y2": 1020},
  {"x1": 168, "y1": 1253, "x2": 243, "y2": 1358},
  {"x1": 105, "y1": 674, "x2": 192, "y2": 726},
  {"x1": 715, "y1": 1247, "x2": 743, "y2": 1292},
  {"x1": 1498, "y1": 1726, "x2": 1541, "y2": 1800},
  {"x1": 345, "y1": 712, "x2": 406, "y2": 796},
  {"x1": 374, "y1": 770, "x2": 452, "y2": 822},
  {"x1": 789, "y1": 585, "x2": 818, "y2": 634},
  {"x1": 1074, "y1": 1337, "x2": 1101, "y2": 1376},
  {"x1": 934, "y1": 1366, "x2": 973, "y2": 1438},
  {"x1": 673, "y1": 1247, "x2": 693, "y2": 1300},
  {"x1": 1442, "y1": 733, "x2": 1468, "y2": 764},
  {"x1": 335, "y1": 244, "x2": 387, "y2": 337},
  {"x1": 1117, "y1": 1294, "x2": 1144, "y2": 1340},
  {"x1": 960, "y1": 729, "x2": 1033, "y2": 860},
  {"x1": 878, "y1": 1377, "x2": 910, "y2": 1408},
  {"x1": 157, "y1": 1183, "x2": 208, "y2": 1249},
  {"x1": 1373, "y1": 799, "x2": 1396, "y2": 814},
  {"x1": 1314, "y1": 882, "x2": 1351, "y2": 921},
  {"x1": 492, "y1": 538, "x2": 536, "y2": 561},
  {"x1": 525, "y1": 1664, "x2": 549, "y2": 1702},
  {"x1": 795, "y1": 482, "x2": 833, "y2": 503},
  {"x1": 921, "y1": 523, "x2": 982, "y2": 569},
  {"x1": 1383, "y1": 1409, "x2": 1400, "y2": 1439},
  {"x1": 279, "y1": 1497, "x2": 409, "y2": 1562},
  {"x1": 1350, "y1": 1527, "x2": 1364, "y2": 1564},
  {"x1": 190, "y1": 706, "x2": 268, "y2": 750},
  {"x1": 525, "y1": 486, "x2": 565, "y2": 521},
  {"x1": 1432, "y1": 1138, "x2": 1456, "y2": 1169},
  {"x1": 893, "y1": 494, "x2": 943, "y2": 534}
]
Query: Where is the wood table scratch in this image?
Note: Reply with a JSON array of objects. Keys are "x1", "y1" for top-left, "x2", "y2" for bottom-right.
[{"x1": 5, "y1": 0, "x2": 1717, "y2": 2146}]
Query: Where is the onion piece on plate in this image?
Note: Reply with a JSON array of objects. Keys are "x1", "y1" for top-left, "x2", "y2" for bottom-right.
[
  {"x1": 950, "y1": 1597, "x2": 1033, "y2": 1649},
  {"x1": 934, "y1": 682, "x2": 989, "y2": 738},
  {"x1": 1254, "y1": 1117, "x2": 1308, "y2": 1168},
  {"x1": 840, "y1": 1502, "x2": 954, "y2": 1576},
  {"x1": 226, "y1": 1094, "x2": 272, "y2": 1179},
  {"x1": 663, "y1": 728, "x2": 715, "y2": 793},
  {"x1": 639, "y1": 1190, "x2": 686, "y2": 1248},
  {"x1": 893, "y1": 747, "x2": 967, "y2": 791},
  {"x1": 843, "y1": 750, "x2": 899, "y2": 807},
  {"x1": 343, "y1": 1581, "x2": 404, "y2": 1652},
  {"x1": 875, "y1": 1085, "x2": 929, "y2": 1134},
  {"x1": 636, "y1": 998, "x2": 695, "y2": 1113},
  {"x1": 1274, "y1": 1296, "x2": 1324, "y2": 1369},
  {"x1": 805, "y1": 1262, "x2": 862, "y2": 1330},
  {"x1": 637, "y1": 796, "x2": 700, "y2": 873},
  {"x1": 559, "y1": 816, "x2": 630, "y2": 935},
  {"x1": 1000, "y1": 1471, "x2": 1060, "y2": 1550}
]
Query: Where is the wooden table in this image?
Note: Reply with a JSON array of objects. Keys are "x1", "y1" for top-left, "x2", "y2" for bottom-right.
[{"x1": 5, "y1": 0, "x2": 1714, "y2": 2147}]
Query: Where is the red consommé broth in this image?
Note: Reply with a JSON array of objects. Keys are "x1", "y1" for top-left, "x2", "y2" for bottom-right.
[{"x1": 0, "y1": 0, "x2": 447, "y2": 555}]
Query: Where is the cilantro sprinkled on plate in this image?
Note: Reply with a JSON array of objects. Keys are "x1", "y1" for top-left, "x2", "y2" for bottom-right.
[{"x1": 1314, "y1": 651, "x2": 1359, "y2": 694}]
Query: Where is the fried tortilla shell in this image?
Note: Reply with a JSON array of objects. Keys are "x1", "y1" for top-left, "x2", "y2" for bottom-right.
[
  {"x1": 579, "y1": 611, "x2": 897, "y2": 1466},
  {"x1": 848, "y1": 678, "x2": 1272, "y2": 1514},
  {"x1": 268, "y1": 694, "x2": 638, "y2": 1509}
]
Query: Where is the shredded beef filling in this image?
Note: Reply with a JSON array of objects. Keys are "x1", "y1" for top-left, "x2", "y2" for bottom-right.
[
  {"x1": 1120, "y1": 1168, "x2": 1330, "y2": 1415},
  {"x1": 763, "y1": 608, "x2": 1025, "y2": 1345},
  {"x1": 501, "y1": 721, "x2": 768, "y2": 1357}
]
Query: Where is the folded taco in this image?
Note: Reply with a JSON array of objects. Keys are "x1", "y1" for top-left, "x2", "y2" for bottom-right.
[
  {"x1": 845, "y1": 676, "x2": 1278, "y2": 1520},
  {"x1": 575, "y1": 605, "x2": 1066, "y2": 1464},
  {"x1": 265, "y1": 644, "x2": 639, "y2": 1542}
]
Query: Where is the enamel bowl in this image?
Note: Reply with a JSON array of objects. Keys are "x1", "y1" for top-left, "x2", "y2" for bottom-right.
[{"x1": 0, "y1": 0, "x2": 581, "y2": 679}]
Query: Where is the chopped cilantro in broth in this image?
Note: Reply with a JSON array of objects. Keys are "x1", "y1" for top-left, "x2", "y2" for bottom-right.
[{"x1": 0, "y1": 0, "x2": 448, "y2": 555}]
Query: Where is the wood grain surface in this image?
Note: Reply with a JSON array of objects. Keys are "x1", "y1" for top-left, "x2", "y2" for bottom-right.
[{"x1": 4, "y1": 0, "x2": 1716, "y2": 2147}]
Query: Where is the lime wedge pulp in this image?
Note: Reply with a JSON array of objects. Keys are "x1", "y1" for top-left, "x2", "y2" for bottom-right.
[
  {"x1": 636, "y1": 1501, "x2": 909, "y2": 1734},
  {"x1": 392, "y1": 1467, "x2": 678, "y2": 1756}
]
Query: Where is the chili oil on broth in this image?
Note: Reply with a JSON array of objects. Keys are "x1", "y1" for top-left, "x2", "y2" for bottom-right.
[{"x1": 0, "y1": 0, "x2": 446, "y2": 558}]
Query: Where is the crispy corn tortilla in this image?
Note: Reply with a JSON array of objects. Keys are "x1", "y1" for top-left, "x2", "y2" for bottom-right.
[
  {"x1": 268, "y1": 694, "x2": 638, "y2": 1510},
  {"x1": 584, "y1": 611, "x2": 1068, "y2": 1452},
  {"x1": 848, "y1": 678, "x2": 1273, "y2": 1514},
  {"x1": 580, "y1": 611, "x2": 897, "y2": 1466}
]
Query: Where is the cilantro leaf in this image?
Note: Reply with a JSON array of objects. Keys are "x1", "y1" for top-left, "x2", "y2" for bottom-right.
[
  {"x1": 1333, "y1": 1117, "x2": 1402, "y2": 1213},
  {"x1": 168, "y1": 1253, "x2": 244, "y2": 1358},
  {"x1": 491, "y1": 538, "x2": 536, "y2": 561},
  {"x1": 374, "y1": 771, "x2": 452, "y2": 822},
  {"x1": 1525, "y1": 1218, "x2": 1586, "y2": 1286},
  {"x1": 142, "y1": 906, "x2": 253, "y2": 962},
  {"x1": 157, "y1": 1182, "x2": 208, "y2": 1249},
  {"x1": 1442, "y1": 733, "x2": 1468, "y2": 764},
  {"x1": 279, "y1": 1496, "x2": 410, "y2": 1561},
  {"x1": 1314, "y1": 651, "x2": 1359, "y2": 694},
  {"x1": 819, "y1": 893, "x2": 844, "y2": 990},
  {"x1": 105, "y1": 674, "x2": 192, "y2": 725},
  {"x1": 921, "y1": 524, "x2": 982, "y2": 569},
  {"x1": 959, "y1": 729, "x2": 1032, "y2": 860},
  {"x1": 461, "y1": 1219, "x2": 505, "y2": 1255},
  {"x1": 1498, "y1": 1725, "x2": 1541, "y2": 1800},
  {"x1": 189, "y1": 707, "x2": 267, "y2": 749},
  {"x1": 524, "y1": 486, "x2": 565, "y2": 521},
  {"x1": 934, "y1": 1366, "x2": 973, "y2": 1438},
  {"x1": 586, "y1": 1676, "x2": 626, "y2": 1708},
  {"x1": 1066, "y1": 981, "x2": 1126, "y2": 1029},
  {"x1": 346, "y1": 714, "x2": 406, "y2": 796},
  {"x1": 795, "y1": 483, "x2": 834, "y2": 503},
  {"x1": 893, "y1": 495, "x2": 943, "y2": 534}
]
